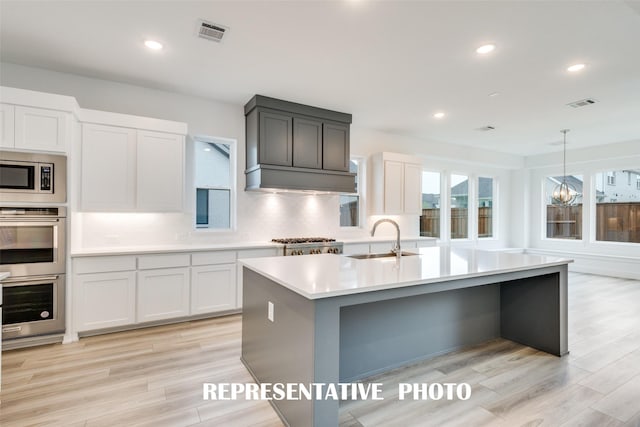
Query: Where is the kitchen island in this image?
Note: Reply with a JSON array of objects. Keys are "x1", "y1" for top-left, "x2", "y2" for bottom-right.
[{"x1": 240, "y1": 247, "x2": 571, "y2": 427}]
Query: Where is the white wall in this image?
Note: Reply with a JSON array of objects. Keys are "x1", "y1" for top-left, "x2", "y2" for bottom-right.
[
  {"x1": 1, "y1": 61, "x2": 523, "y2": 249},
  {"x1": 524, "y1": 140, "x2": 640, "y2": 279},
  {"x1": 351, "y1": 127, "x2": 519, "y2": 248}
]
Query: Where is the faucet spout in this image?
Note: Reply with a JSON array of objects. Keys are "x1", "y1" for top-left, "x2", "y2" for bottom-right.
[{"x1": 371, "y1": 218, "x2": 401, "y2": 260}]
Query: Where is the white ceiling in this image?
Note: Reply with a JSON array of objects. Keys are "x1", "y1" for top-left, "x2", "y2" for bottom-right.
[{"x1": 1, "y1": 0, "x2": 639, "y2": 156}]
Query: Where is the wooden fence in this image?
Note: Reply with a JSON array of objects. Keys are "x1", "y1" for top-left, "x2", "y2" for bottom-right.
[
  {"x1": 420, "y1": 207, "x2": 492, "y2": 238},
  {"x1": 546, "y1": 205, "x2": 583, "y2": 239},
  {"x1": 546, "y1": 202, "x2": 640, "y2": 243},
  {"x1": 595, "y1": 202, "x2": 640, "y2": 243}
]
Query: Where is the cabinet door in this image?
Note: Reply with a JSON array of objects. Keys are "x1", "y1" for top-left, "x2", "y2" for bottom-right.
[
  {"x1": 191, "y1": 264, "x2": 237, "y2": 314},
  {"x1": 137, "y1": 131, "x2": 184, "y2": 211},
  {"x1": 0, "y1": 104, "x2": 15, "y2": 148},
  {"x1": 383, "y1": 160, "x2": 404, "y2": 214},
  {"x1": 14, "y1": 106, "x2": 67, "y2": 152},
  {"x1": 137, "y1": 268, "x2": 190, "y2": 322},
  {"x1": 323, "y1": 122, "x2": 350, "y2": 171},
  {"x1": 403, "y1": 163, "x2": 422, "y2": 214},
  {"x1": 74, "y1": 271, "x2": 136, "y2": 332},
  {"x1": 81, "y1": 124, "x2": 136, "y2": 210},
  {"x1": 259, "y1": 110, "x2": 292, "y2": 166},
  {"x1": 293, "y1": 117, "x2": 322, "y2": 169}
]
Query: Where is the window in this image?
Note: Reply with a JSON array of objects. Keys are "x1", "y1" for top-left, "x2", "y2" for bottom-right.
[
  {"x1": 340, "y1": 159, "x2": 361, "y2": 227},
  {"x1": 545, "y1": 175, "x2": 583, "y2": 240},
  {"x1": 450, "y1": 174, "x2": 469, "y2": 239},
  {"x1": 420, "y1": 171, "x2": 440, "y2": 238},
  {"x1": 607, "y1": 171, "x2": 616, "y2": 186},
  {"x1": 478, "y1": 177, "x2": 493, "y2": 238},
  {"x1": 195, "y1": 138, "x2": 234, "y2": 229},
  {"x1": 595, "y1": 169, "x2": 640, "y2": 243}
]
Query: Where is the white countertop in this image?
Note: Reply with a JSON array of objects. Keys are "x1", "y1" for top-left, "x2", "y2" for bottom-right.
[
  {"x1": 70, "y1": 241, "x2": 281, "y2": 257},
  {"x1": 69, "y1": 236, "x2": 436, "y2": 257},
  {"x1": 239, "y1": 246, "x2": 573, "y2": 299}
]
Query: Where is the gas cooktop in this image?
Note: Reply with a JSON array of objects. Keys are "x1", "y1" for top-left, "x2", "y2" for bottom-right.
[
  {"x1": 271, "y1": 237, "x2": 342, "y2": 255},
  {"x1": 271, "y1": 237, "x2": 336, "y2": 244}
]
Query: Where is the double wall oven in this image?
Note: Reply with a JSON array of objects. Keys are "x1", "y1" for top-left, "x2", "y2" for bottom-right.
[
  {"x1": 1, "y1": 150, "x2": 68, "y2": 342},
  {"x1": 0, "y1": 207, "x2": 66, "y2": 340}
]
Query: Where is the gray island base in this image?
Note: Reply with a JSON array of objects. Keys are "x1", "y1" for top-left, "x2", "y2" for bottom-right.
[{"x1": 240, "y1": 248, "x2": 570, "y2": 427}]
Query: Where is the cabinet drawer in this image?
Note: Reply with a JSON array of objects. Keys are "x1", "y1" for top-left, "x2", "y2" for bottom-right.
[
  {"x1": 138, "y1": 253, "x2": 190, "y2": 270},
  {"x1": 192, "y1": 251, "x2": 237, "y2": 266},
  {"x1": 73, "y1": 255, "x2": 136, "y2": 274}
]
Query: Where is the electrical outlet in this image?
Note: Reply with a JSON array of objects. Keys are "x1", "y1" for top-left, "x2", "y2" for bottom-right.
[{"x1": 268, "y1": 301, "x2": 274, "y2": 322}]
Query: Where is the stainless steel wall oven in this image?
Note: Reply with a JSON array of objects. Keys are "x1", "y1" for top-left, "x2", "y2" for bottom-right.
[{"x1": 1, "y1": 207, "x2": 66, "y2": 340}]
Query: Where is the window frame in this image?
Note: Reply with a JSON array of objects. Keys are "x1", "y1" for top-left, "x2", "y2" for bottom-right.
[
  {"x1": 542, "y1": 174, "x2": 584, "y2": 242},
  {"x1": 339, "y1": 156, "x2": 364, "y2": 229},
  {"x1": 192, "y1": 136, "x2": 237, "y2": 231},
  {"x1": 449, "y1": 172, "x2": 471, "y2": 240},
  {"x1": 593, "y1": 168, "x2": 640, "y2": 245},
  {"x1": 477, "y1": 176, "x2": 497, "y2": 240},
  {"x1": 420, "y1": 169, "x2": 443, "y2": 239}
]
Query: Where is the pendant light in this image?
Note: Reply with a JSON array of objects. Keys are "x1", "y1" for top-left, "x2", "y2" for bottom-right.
[{"x1": 552, "y1": 129, "x2": 577, "y2": 205}]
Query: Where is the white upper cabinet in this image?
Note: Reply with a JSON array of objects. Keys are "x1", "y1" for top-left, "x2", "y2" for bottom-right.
[
  {"x1": 1, "y1": 104, "x2": 69, "y2": 153},
  {"x1": 403, "y1": 162, "x2": 422, "y2": 214},
  {"x1": 79, "y1": 110, "x2": 187, "y2": 212},
  {"x1": 0, "y1": 104, "x2": 16, "y2": 148},
  {"x1": 14, "y1": 106, "x2": 68, "y2": 152},
  {"x1": 0, "y1": 87, "x2": 78, "y2": 153},
  {"x1": 369, "y1": 152, "x2": 423, "y2": 215},
  {"x1": 136, "y1": 130, "x2": 184, "y2": 211},
  {"x1": 81, "y1": 124, "x2": 136, "y2": 211}
]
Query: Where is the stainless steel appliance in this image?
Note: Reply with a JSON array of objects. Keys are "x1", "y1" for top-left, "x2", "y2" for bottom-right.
[
  {"x1": 1, "y1": 207, "x2": 66, "y2": 340},
  {"x1": 271, "y1": 237, "x2": 343, "y2": 256},
  {"x1": 0, "y1": 207, "x2": 66, "y2": 277},
  {"x1": 1, "y1": 274, "x2": 65, "y2": 339},
  {"x1": 0, "y1": 150, "x2": 67, "y2": 203}
]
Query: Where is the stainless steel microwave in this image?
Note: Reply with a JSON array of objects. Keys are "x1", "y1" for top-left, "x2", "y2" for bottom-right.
[{"x1": 0, "y1": 150, "x2": 67, "y2": 203}]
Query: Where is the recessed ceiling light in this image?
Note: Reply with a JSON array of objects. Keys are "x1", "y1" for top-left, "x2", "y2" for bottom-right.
[
  {"x1": 433, "y1": 112, "x2": 446, "y2": 119},
  {"x1": 488, "y1": 92, "x2": 500, "y2": 97},
  {"x1": 567, "y1": 63, "x2": 585, "y2": 72},
  {"x1": 144, "y1": 40, "x2": 163, "y2": 50},
  {"x1": 204, "y1": 148, "x2": 211, "y2": 152},
  {"x1": 476, "y1": 44, "x2": 496, "y2": 54}
]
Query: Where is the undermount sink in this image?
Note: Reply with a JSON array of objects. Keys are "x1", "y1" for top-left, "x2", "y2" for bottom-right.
[{"x1": 347, "y1": 252, "x2": 418, "y2": 260}]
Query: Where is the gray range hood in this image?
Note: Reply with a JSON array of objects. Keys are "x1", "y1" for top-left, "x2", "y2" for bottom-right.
[{"x1": 244, "y1": 95, "x2": 356, "y2": 194}]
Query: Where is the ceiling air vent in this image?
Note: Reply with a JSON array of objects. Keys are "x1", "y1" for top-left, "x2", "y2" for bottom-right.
[
  {"x1": 566, "y1": 98, "x2": 597, "y2": 108},
  {"x1": 475, "y1": 125, "x2": 496, "y2": 132},
  {"x1": 197, "y1": 20, "x2": 228, "y2": 42}
]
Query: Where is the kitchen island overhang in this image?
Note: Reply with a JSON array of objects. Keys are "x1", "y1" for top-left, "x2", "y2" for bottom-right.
[{"x1": 239, "y1": 247, "x2": 572, "y2": 427}]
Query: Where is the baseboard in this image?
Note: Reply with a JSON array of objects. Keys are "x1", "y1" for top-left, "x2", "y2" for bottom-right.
[{"x1": 525, "y1": 248, "x2": 640, "y2": 280}]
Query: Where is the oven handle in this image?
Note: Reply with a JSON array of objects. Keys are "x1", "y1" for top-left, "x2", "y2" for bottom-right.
[
  {"x1": 0, "y1": 219, "x2": 62, "y2": 223},
  {"x1": 2, "y1": 275, "x2": 60, "y2": 285},
  {"x1": 2, "y1": 326, "x2": 23, "y2": 333}
]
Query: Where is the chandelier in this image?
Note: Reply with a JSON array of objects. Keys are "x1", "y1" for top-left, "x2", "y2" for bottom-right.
[{"x1": 552, "y1": 129, "x2": 577, "y2": 205}]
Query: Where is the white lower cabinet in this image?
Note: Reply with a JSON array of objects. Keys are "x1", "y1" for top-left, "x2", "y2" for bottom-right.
[
  {"x1": 72, "y1": 247, "x2": 277, "y2": 335},
  {"x1": 137, "y1": 268, "x2": 190, "y2": 322},
  {"x1": 75, "y1": 271, "x2": 136, "y2": 332},
  {"x1": 191, "y1": 264, "x2": 237, "y2": 314}
]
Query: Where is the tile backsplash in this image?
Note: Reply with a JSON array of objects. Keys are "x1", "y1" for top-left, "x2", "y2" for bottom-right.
[{"x1": 73, "y1": 192, "x2": 418, "y2": 249}]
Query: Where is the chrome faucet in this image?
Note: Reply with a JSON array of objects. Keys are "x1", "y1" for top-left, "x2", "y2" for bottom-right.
[{"x1": 371, "y1": 218, "x2": 402, "y2": 260}]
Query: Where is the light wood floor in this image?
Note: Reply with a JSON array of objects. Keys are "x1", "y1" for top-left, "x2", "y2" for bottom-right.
[{"x1": 2, "y1": 272, "x2": 640, "y2": 426}]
